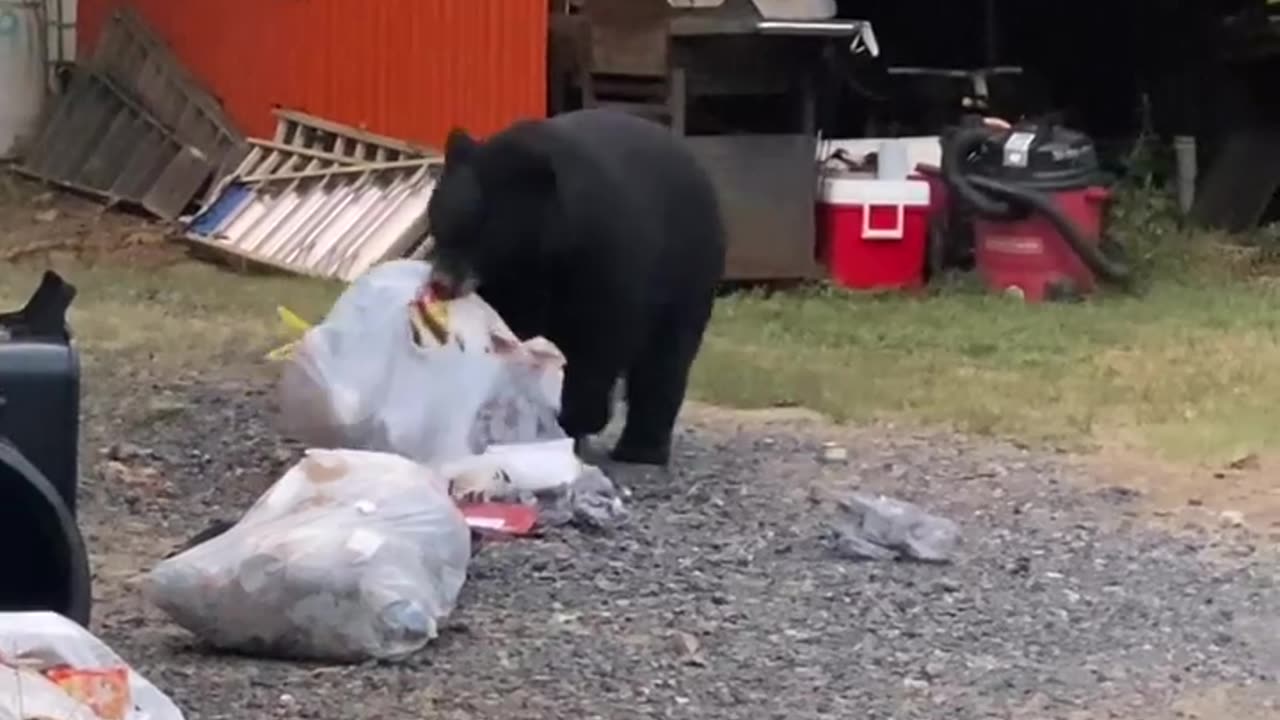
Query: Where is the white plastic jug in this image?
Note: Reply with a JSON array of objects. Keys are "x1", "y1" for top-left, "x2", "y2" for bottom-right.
[
  {"x1": 876, "y1": 139, "x2": 910, "y2": 181},
  {"x1": 0, "y1": 1, "x2": 45, "y2": 159}
]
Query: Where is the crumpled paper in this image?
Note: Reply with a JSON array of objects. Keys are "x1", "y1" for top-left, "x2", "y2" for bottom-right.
[{"x1": 442, "y1": 439, "x2": 629, "y2": 532}]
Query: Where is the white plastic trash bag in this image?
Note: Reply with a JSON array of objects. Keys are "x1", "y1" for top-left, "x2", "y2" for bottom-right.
[
  {"x1": 144, "y1": 449, "x2": 472, "y2": 663},
  {"x1": 0, "y1": 610, "x2": 184, "y2": 720},
  {"x1": 278, "y1": 259, "x2": 566, "y2": 466}
]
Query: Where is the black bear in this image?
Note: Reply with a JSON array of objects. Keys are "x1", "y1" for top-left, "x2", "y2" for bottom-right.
[{"x1": 425, "y1": 109, "x2": 726, "y2": 466}]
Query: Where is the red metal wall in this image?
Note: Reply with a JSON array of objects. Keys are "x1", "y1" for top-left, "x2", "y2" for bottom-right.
[{"x1": 76, "y1": 0, "x2": 547, "y2": 148}]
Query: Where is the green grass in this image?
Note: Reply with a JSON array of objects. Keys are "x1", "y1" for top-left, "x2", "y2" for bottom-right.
[
  {"x1": 692, "y1": 185, "x2": 1280, "y2": 464},
  {"x1": 0, "y1": 258, "x2": 343, "y2": 370},
  {"x1": 2, "y1": 182, "x2": 1277, "y2": 465}
]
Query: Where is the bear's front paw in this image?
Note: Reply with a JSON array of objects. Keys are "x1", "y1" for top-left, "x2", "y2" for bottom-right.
[
  {"x1": 572, "y1": 436, "x2": 611, "y2": 466},
  {"x1": 609, "y1": 441, "x2": 671, "y2": 467}
]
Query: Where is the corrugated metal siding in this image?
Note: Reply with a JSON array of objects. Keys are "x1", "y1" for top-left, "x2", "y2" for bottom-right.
[{"x1": 75, "y1": 0, "x2": 547, "y2": 148}]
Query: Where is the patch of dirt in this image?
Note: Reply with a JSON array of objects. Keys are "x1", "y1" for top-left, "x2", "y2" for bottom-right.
[
  {"x1": 690, "y1": 402, "x2": 1280, "y2": 540},
  {"x1": 0, "y1": 172, "x2": 187, "y2": 267},
  {"x1": 1164, "y1": 684, "x2": 1280, "y2": 720},
  {"x1": 682, "y1": 401, "x2": 827, "y2": 426},
  {"x1": 1083, "y1": 447, "x2": 1280, "y2": 535},
  {"x1": 1048, "y1": 683, "x2": 1280, "y2": 720}
]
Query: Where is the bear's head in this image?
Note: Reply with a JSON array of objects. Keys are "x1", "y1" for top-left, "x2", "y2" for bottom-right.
[{"x1": 425, "y1": 125, "x2": 559, "y2": 299}]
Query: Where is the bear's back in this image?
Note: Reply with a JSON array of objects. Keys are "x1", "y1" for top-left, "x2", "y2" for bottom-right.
[{"x1": 543, "y1": 110, "x2": 723, "y2": 269}]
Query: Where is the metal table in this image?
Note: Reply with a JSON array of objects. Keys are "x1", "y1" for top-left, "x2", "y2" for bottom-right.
[
  {"x1": 548, "y1": 2, "x2": 877, "y2": 281},
  {"x1": 550, "y1": 3, "x2": 875, "y2": 106}
]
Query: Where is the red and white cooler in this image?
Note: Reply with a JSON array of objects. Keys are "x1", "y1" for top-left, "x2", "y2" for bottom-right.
[{"x1": 817, "y1": 173, "x2": 932, "y2": 291}]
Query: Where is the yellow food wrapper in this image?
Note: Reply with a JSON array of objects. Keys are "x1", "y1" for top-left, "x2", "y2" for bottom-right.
[
  {"x1": 269, "y1": 291, "x2": 452, "y2": 360},
  {"x1": 409, "y1": 297, "x2": 450, "y2": 346},
  {"x1": 265, "y1": 306, "x2": 314, "y2": 361}
]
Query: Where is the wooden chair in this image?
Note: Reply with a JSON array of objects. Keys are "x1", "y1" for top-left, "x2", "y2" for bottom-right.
[{"x1": 577, "y1": 0, "x2": 687, "y2": 134}]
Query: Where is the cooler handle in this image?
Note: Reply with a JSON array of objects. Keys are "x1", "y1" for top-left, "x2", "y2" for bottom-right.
[{"x1": 861, "y1": 203, "x2": 906, "y2": 240}]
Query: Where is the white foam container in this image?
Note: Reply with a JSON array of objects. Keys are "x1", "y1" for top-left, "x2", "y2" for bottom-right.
[{"x1": 819, "y1": 136, "x2": 943, "y2": 174}]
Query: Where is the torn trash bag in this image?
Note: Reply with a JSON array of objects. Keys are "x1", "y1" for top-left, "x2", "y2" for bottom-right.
[{"x1": 277, "y1": 259, "x2": 566, "y2": 465}]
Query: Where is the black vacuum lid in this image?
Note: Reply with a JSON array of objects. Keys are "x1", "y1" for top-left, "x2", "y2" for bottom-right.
[{"x1": 971, "y1": 123, "x2": 1100, "y2": 190}]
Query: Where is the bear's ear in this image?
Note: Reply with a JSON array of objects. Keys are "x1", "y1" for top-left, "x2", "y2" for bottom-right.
[{"x1": 444, "y1": 128, "x2": 480, "y2": 165}]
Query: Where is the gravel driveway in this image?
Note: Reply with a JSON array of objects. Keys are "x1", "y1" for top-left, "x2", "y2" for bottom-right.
[{"x1": 76, "y1": 360, "x2": 1279, "y2": 720}]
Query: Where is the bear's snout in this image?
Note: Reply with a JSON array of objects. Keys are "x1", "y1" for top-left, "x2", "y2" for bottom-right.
[{"x1": 427, "y1": 270, "x2": 478, "y2": 300}]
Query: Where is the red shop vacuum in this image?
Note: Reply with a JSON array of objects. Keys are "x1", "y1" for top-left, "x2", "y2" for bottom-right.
[{"x1": 933, "y1": 118, "x2": 1131, "y2": 302}]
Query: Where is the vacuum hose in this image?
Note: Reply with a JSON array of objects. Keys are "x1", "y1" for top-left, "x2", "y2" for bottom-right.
[{"x1": 941, "y1": 126, "x2": 1131, "y2": 286}]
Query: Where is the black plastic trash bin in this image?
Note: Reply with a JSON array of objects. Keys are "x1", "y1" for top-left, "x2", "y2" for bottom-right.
[{"x1": 0, "y1": 271, "x2": 92, "y2": 626}]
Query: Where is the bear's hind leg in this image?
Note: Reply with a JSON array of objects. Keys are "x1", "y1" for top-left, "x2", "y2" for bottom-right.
[
  {"x1": 558, "y1": 360, "x2": 618, "y2": 445},
  {"x1": 612, "y1": 297, "x2": 714, "y2": 466}
]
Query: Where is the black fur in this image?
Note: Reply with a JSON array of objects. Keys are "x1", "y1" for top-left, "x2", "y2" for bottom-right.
[{"x1": 426, "y1": 109, "x2": 726, "y2": 466}]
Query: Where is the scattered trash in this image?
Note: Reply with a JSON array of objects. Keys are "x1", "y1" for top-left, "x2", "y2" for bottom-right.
[
  {"x1": 185, "y1": 110, "x2": 442, "y2": 281},
  {"x1": 818, "y1": 442, "x2": 849, "y2": 464},
  {"x1": 0, "y1": 610, "x2": 184, "y2": 720},
  {"x1": 1219, "y1": 510, "x2": 1247, "y2": 528},
  {"x1": 145, "y1": 449, "x2": 471, "y2": 663},
  {"x1": 671, "y1": 629, "x2": 707, "y2": 667},
  {"x1": 277, "y1": 259, "x2": 567, "y2": 466},
  {"x1": 1095, "y1": 485, "x2": 1141, "y2": 502},
  {"x1": 147, "y1": 258, "x2": 624, "y2": 667},
  {"x1": 827, "y1": 494, "x2": 960, "y2": 563},
  {"x1": 559, "y1": 465, "x2": 631, "y2": 531},
  {"x1": 901, "y1": 677, "x2": 931, "y2": 691},
  {"x1": 458, "y1": 503, "x2": 541, "y2": 538},
  {"x1": 441, "y1": 438, "x2": 629, "y2": 532},
  {"x1": 263, "y1": 305, "x2": 314, "y2": 362},
  {"x1": 1227, "y1": 452, "x2": 1261, "y2": 472}
]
